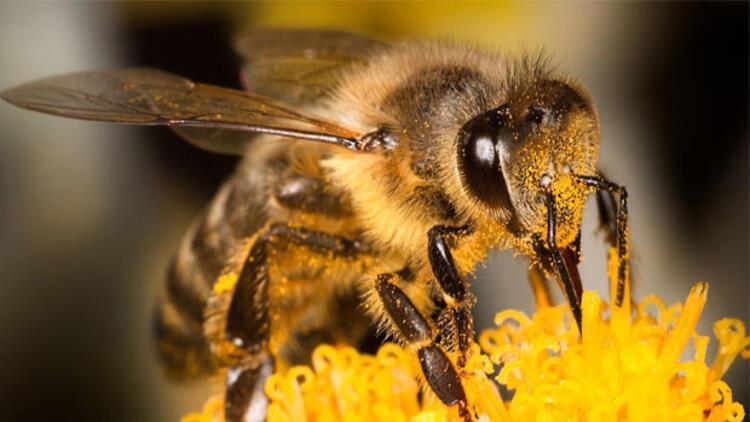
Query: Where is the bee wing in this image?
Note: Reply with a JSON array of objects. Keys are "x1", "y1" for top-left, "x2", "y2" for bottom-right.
[
  {"x1": 0, "y1": 68, "x2": 363, "y2": 155},
  {"x1": 234, "y1": 29, "x2": 387, "y2": 104}
]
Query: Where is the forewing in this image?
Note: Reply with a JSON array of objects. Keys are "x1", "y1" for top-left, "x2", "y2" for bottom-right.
[
  {"x1": 1, "y1": 68, "x2": 361, "y2": 154},
  {"x1": 234, "y1": 29, "x2": 387, "y2": 104}
]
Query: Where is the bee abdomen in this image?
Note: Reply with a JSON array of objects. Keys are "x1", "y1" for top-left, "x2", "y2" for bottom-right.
[
  {"x1": 153, "y1": 242, "x2": 217, "y2": 380},
  {"x1": 154, "y1": 172, "x2": 269, "y2": 379},
  {"x1": 153, "y1": 285, "x2": 215, "y2": 379}
]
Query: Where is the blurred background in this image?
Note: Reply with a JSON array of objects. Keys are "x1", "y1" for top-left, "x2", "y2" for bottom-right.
[{"x1": 0, "y1": 2, "x2": 746, "y2": 420}]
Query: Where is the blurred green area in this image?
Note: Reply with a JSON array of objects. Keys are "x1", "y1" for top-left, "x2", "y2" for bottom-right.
[{"x1": 0, "y1": 2, "x2": 746, "y2": 421}]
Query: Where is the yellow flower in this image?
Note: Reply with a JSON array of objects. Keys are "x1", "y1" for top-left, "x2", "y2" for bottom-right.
[{"x1": 184, "y1": 249, "x2": 748, "y2": 421}]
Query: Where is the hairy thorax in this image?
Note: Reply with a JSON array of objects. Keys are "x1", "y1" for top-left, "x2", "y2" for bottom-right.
[{"x1": 320, "y1": 42, "x2": 510, "y2": 271}]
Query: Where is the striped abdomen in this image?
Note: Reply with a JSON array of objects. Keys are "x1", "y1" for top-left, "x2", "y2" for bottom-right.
[{"x1": 153, "y1": 161, "x2": 269, "y2": 379}]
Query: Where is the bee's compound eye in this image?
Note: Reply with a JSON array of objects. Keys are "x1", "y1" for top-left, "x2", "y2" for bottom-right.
[{"x1": 458, "y1": 108, "x2": 512, "y2": 209}]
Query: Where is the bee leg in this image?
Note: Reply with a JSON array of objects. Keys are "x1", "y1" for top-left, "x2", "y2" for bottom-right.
[
  {"x1": 222, "y1": 226, "x2": 272, "y2": 422},
  {"x1": 375, "y1": 275, "x2": 471, "y2": 421},
  {"x1": 225, "y1": 356, "x2": 274, "y2": 422},
  {"x1": 224, "y1": 223, "x2": 364, "y2": 421},
  {"x1": 226, "y1": 223, "x2": 362, "y2": 350},
  {"x1": 577, "y1": 175, "x2": 630, "y2": 307},
  {"x1": 427, "y1": 225, "x2": 474, "y2": 368},
  {"x1": 596, "y1": 189, "x2": 618, "y2": 245}
]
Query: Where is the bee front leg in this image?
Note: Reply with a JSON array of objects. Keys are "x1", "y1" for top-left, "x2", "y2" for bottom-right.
[
  {"x1": 375, "y1": 274, "x2": 471, "y2": 421},
  {"x1": 579, "y1": 175, "x2": 631, "y2": 307},
  {"x1": 596, "y1": 189, "x2": 618, "y2": 245}
]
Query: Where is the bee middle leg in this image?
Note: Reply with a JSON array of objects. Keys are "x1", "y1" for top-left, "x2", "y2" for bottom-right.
[{"x1": 223, "y1": 223, "x2": 363, "y2": 422}]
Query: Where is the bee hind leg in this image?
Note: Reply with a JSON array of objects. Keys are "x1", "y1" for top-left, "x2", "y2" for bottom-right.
[
  {"x1": 223, "y1": 222, "x2": 365, "y2": 421},
  {"x1": 222, "y1": 225, "x2": 273, "y2": 422},
  {"x1": 225, "y1": 356, "x2": 274, "y2": 422}
]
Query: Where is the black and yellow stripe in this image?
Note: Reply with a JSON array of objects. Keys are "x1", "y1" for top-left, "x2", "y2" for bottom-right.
[{"x1": 153, "y1": 165, "x2": 270, "y2": 379}]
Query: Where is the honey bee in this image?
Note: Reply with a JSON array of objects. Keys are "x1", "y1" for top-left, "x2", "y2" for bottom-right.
[{"x1": 1, "y1": 29, "x2": 630, "y2": 421}]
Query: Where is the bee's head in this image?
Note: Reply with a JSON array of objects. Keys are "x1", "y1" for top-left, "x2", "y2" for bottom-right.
[{"x1": 456, "y1": 79, "x2": 599, "y2": 249}]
